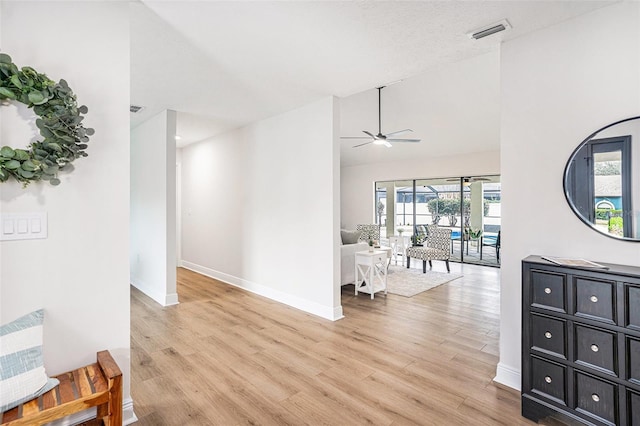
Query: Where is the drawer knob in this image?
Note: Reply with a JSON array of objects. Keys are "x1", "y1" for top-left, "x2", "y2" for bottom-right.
[
  {"x1": 591, "y1": 344, "x2": 599, "y2": 352},
  {"x1": 592, "y1": 394, "x2": 600, "y2": 402},
  {"x1": 590, "y1": 295, "x2": 598, "y2": 303},
  {"x1": 544, "y1": 287, "x2": 552, "y2": 294},
  {"x1": 544, "y1": 331, "x2": 552, "y2": 339},
  {"x1": 544, "y1": 376, "x2": 552, "y2": 384}
]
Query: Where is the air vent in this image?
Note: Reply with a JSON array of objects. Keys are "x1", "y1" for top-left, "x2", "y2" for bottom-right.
[
  {"x1": 467, "y1": 19, "x2": 512, "y2": 40},
  {"x1": 130, "y1": 105, "x2": 145, "y2": 113}
]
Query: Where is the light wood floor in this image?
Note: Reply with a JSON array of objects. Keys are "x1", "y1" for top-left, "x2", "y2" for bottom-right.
[{"x1": 131, "y1": 263, "x2": 535, "y2": 425}]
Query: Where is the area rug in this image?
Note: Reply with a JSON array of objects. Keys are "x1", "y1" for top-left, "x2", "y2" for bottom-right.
[{"x1": 385, "y1": 266, "x2": 462, "y2": 297}]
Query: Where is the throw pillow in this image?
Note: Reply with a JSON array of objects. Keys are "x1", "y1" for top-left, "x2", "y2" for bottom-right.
[
  {"x1": 0, "y1": 309, "x2": 59, "y2": 412},
  {"x1": 341, "y1": 229, "x2": 361, "y2": 245}
]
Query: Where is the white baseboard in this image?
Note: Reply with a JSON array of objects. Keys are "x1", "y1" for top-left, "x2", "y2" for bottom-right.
[
  {"x1": 164, "y1": 292, "x2": 179, "y2": 306},
  {"x1": 43, "y1": 397, "x2": 135, "y2": 426},
  {"x1": 493, "y1": 362, "x2": 521, "y2": 391},
  {"x1": 180, "y1": 261, "x2": 343, "y2": 321},
  {"x1": 123, "y1": 397, "x2": 138, "y2": 425},
  {"x1": 131, "y1": 276, "x2": 179, "y2": 307}
]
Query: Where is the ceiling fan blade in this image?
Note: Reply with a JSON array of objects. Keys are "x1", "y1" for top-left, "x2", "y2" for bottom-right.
[
  {"x1": 363, "y1": 130, "x2": 377, "y2": 139},
  {"x1": 352, "y1": 141, "x2": 374, "y2": 148},
  {"x1": 383, "y1": 141, "x2": 392, "y2": 148},
  {"x1": 384, "y1": 129, "x2": 413, "y2": 137},
  {"x1": 386, "y1": 138, "x2": 421, "y2": 143},
  {"x1": 340, "y1": 136, "x2": 372, "y2": 139}
]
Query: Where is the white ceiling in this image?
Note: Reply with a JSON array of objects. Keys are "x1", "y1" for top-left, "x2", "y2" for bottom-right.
[{"x1": 131, "y1": 1, "x2": 617, "y2": 160}]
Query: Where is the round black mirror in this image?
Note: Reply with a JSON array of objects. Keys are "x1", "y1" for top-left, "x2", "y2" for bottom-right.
[{"x1": 564, "y1": 116, "x2": 640, "y2": 241}]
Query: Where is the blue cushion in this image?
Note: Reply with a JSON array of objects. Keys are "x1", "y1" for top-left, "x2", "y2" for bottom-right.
[{"x1": 0, "y1": 309, "x2": 59, "y2": 412}]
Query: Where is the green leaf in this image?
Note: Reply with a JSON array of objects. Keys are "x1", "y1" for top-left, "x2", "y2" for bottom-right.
[
  {"x1": 18, "y1": 169, "x2": 34, "y2": 179},
  {"x1": 49, "y1": 178, "x2": 61, "y2": 186},
  {"x1": 5, "y1": 160, "x2": 20, "y2": 170},
  {"x1": 0, "y1": 146, "x2": 16, "y2": 158},
  {"x1": 14, "y1": 149, "x2": 29, "y2": 161},
  {"x1": 78, "y1": 105, "x2": 88, "y2": 114},
  {"x1": 60, "y1": 135, "x2": 75, "y2": 143},
  {"x1": 0, "y1": 87, "x2": 17, "y2": 99},
  {"x1": 46, "y1": 143, "x2": 62, "y2": 153},
  {"x1": 85, "y1": 128, "x2": 95, "y2": 136},
  {"x1": 40, "y1": 128, "x2": 54, "y2": 138},
  {"x1": 21, "y1": 160, "x2": 37, "y2": 171},
  {"x1": 27, "y1": 90, "x2": 45, "y2": 104},
  {"x1": 0, "y1": 53, "x2": 11, "y2": 64},
  {"x1": 10, "y1": 74, "x2": 23, "y2": 89}
]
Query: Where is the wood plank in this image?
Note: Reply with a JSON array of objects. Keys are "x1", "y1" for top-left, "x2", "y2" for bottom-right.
[
  {"x1": 54, "y1": 372, "x2": 77, "y2": 404},
  {"x1": 73, "y1": 368, "x2": 94, "y2": 398},
  {"x1": 19, "y1": 399, "x2": 39, "y2": 418},
  {"x1": 41, "y1": 388, "x2": 58, "y2": 410},
  {"x1": 0, "y1": 406, "x2": 20, "y2": 423},
  {"x1": 86, "y1": 363, "x2": 108, "y2": 393},
  {"x1": 129, "y1": 265, "x2": 535, "y2": 425}
]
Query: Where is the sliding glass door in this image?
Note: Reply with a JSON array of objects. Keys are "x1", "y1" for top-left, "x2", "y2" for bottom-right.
[{"x1": 375, "y1": 175, "x2": 501, "y2": 267}]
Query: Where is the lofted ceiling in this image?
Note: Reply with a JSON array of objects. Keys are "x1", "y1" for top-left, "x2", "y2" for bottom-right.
[{"x1": 131, "y1": 1, "x2": 617, "y2": 163}]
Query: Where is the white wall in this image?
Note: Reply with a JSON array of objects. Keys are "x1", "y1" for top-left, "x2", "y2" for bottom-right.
[
  {"x1": 341, "y1": 150, "x2": 500, "y2": 228},
  {"x1": 0, "y1": 1, "x2": 134, "y2": 423},
  {"x1": 180, "y1": 97, "x2": 342, "y2": 320},
  {"x1": 130, "y1": 110, "x2": 178, "y2": 306},
  {"x1": 497, "y1": 2, "x2": 640, "y2": 390}
]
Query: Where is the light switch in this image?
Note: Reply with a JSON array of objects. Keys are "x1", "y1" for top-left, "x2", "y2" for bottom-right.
[
  {"x1": 17, "y1": 219, "x2": 28, "y2": 234},
  {"x1": 0, "y1": 213, "x2": 47, "y2": 241},
  {"x1": 3, "y1": 219, "x2": 14, "y2": 235}
]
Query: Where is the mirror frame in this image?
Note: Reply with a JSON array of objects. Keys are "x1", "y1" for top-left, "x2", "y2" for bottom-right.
[{"x1": 563, "y1": 115, "x2": 640, "y2": 242}]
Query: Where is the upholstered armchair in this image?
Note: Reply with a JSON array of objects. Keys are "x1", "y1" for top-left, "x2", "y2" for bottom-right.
[
  {"x1": 405, "y1": 226, "x2": 452, "y2": 272},
  {"x1": 356, "y1": 224, "x2": 380, "y2": 244}
]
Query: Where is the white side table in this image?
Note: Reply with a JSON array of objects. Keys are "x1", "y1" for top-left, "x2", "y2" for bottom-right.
[
  {"x1": 354, "y1": 250, "x2": 388, "y2": 299},
  {"x1": 389, "y1": 235, "x2": 410, "y2": 266}
]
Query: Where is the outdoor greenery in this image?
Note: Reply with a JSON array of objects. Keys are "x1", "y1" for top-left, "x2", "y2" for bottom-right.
[
  {"x1": 594, "y1": 161, "x2": 621, "y2": 176},
  {"x1": 608, "y1": 216, "x2": 623, "y2": 236},
  {"x1": 0, "y1": 53, "x2": 94, "y2": 186},
  {"x1": 596, "y1": 208, "x2": 622, "y2": 220},
  {"x1": 426, "y1": 198, "x2": 490, "y2": 226}
]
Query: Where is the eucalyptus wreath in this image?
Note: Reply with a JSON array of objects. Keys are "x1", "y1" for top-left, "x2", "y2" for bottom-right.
[{"x1": 0, "y1": 53, "x2": 94, "y2": 186}]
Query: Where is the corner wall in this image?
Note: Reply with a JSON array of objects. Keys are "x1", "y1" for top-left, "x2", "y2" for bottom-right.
[
  {"x1": 130, "y1": 110, "x2": 178, "y2": 306},
  {"x1": 497, "y1": 2, "x2": 640, "y2": 390},
  {"x1": 180, "y1": 97, "x2": 342, "y2": 320},
  {"x1": 0, "y1": 1, "x2": 134, "y2": 422}
]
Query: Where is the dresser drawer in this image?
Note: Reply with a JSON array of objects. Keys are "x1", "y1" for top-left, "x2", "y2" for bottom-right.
[
  {"x1": 531, "y1": 270, "x2": 566, "y2": 312},
  {"x1": 629, "y1": 390, "x2": 640, "y2": 426},
  {"x1": 627, "y1": 336, "x2": 640, "y2": 385},
  {"x1": 575, "y1": 324, "x2": 617, "y2": 376},
  {"x1": 575, "y1": 372, "x2": 617, "y2": 425},
  {"x1": 574, "y1": 277, "x2": 616, "y2": 324},
  {"x1": 531, "y1": 314, "x2": 566, "y2": 359},
  {"x1": 531, "y1": 356, "x2": 567, "y2": 405},
  {"x1": 626, "y1": 283, "x2": 640, "y2": 331}
]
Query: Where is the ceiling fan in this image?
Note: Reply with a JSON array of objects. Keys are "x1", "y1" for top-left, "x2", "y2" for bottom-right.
[
  {"x1": 341, "y1": 86, "x2": 421, "y2": 148},
  {"x1": 447, "y1": 177, "x2": 492, "y2": 186}
]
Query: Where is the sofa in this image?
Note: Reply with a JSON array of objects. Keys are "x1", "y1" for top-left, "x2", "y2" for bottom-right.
[
  {"x1": 341, "y1": 240, "x2": 369, "y2": 285},
  {"x1": 340, "y1": 226, "x2": 380, "y2": 286}
]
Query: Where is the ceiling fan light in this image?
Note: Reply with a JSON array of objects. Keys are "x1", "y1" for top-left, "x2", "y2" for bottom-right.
[{"x1": 373, "y1": 139, "x2": 386, "y2": 145}]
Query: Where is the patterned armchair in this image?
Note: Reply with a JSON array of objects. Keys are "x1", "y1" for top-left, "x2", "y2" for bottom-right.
[
  {"x1": 405, "y1": 227, "x2": 452, "y2": 273},
  {"x1": 356, "y1": 224, "x2": 380, "y2": 244}
]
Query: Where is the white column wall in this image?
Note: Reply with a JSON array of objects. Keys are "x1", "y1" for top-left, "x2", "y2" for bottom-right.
[
  {"x1": 497, "y1": 2, "x2": 640, "y2": 390},
  {"x1": 180, "y1": 97, "x2": 342, "y2": 320},
  {"x1": 0, "y1": 1, "x2": 134, "y2": 422},
  {"x1": 130, "y1": 110, "x2": 178, "y2": 306}
]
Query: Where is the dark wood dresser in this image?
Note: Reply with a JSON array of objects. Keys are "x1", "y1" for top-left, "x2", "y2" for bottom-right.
[{"x1": 522, "y1": 255, "x2": 640, "y2": 425}]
